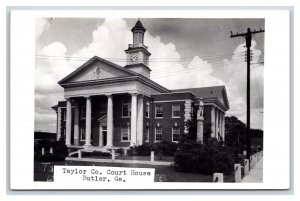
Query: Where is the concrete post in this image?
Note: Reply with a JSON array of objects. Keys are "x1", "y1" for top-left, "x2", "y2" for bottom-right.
[
  {"x1": 234, "y1": 163, "x2": 242, "y2": 183},
  {"x1": 41, "y1": 147, "x2": 45, "y2": 155},
  {"x1": 213, "y1": 173, "x2": 223, "y2": 183},
  {"x1": 50, "y1": 147, "x2": 53, "y2": 154},
  {"x1": 151, "y1": 151, "x2": 155, "y2": 162},
  {"x1": 78, "y1": 150, "x2": 82, "y2": 159},
  {"x1": 112, "y1": 150, "x2": 115, "y2": 161},
  {"x1": 244, "y1": 159, "x2": 250, "y2": 175},
  {"x1": 124, "y1": 149, "x2": 127, "y2": 156},
  {"x1": 250, "y1": 156, "x2": 254, "y2": 169}
]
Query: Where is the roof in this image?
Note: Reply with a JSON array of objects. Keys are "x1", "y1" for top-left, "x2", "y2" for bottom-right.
[
  {"x1": 172, "y1": 86, "x2": 230, "y2": 109},
  {"x1": 58, "y1": 56, "x2": 138, "y2": 84},
  {"x1": 131, "y1": 19, "x2": 146, "y2": 32},
  {"x1": 58, "y1": 56, "x2": 170, "y2": 93}
]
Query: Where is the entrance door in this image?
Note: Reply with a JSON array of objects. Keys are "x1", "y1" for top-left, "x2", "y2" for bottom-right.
[
  {"x1": 102, "y1": 131, "x2": 107, "y2": 146},
  {"x1": 101, "y1": 125, "x2": 107, "y2": 146}
]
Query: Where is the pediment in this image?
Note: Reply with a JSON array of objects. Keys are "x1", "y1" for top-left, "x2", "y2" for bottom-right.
[{"x1": 59, "y1": 56, "x2": 137, "y2": 85}]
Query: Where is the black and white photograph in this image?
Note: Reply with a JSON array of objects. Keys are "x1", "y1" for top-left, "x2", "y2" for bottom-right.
[{"x1": 33, "y1": 17, "x2": 265, "y2": 185}]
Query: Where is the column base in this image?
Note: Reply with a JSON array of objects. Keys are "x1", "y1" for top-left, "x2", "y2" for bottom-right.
[
  {"x1": 74, "y1": 139, "x2": 79, "y2": 146},
  {"x1": 105, "y1": 144, "x2": 113, "y2": 149},
  {"x1": 83, "y1": 144, "x2": 92, "y2": 150}
]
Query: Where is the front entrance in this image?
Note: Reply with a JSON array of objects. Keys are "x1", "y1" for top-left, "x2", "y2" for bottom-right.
[{"x1": 99, "y1": 114, "x2": 107, "y2": 147}]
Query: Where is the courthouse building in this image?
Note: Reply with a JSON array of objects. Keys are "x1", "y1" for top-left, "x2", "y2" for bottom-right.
[{"x1": 52, "y1": 20, "x2": 230, "y2": 149}]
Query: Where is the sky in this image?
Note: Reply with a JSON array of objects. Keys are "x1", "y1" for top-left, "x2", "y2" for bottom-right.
[{"x1": 35, "y1": 18, "x2": 265, "y2": 132}]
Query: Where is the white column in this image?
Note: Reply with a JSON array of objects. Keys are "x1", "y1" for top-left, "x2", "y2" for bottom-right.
[
  {"x1": 211, "y1": 106, "x2": 215, "y2": 138},
  {"x1": 137, "y1": 95, "x2": 144, "y2": 145},
  {"x1": 66, "y1": 98, "x2": 72, "y2": 146},
  {"x1": 99, "y1": 125, "x2": 103, "y2": 147},
  {"x1": 222, "y1": 112, "x2": 226, "y2": 142},
  {"x1": 85, "y1": 96, "x2": 92, "y2": 146},
  {"x1": 130, "y1": 93, "x2": 138, "y2": 146},
  {"x1": 74, "y1": 102, "x2": 79, "y2": 146},
  {"x1": 216, "y1": 109, "x2": 220, "y2": 139},
  {"x1": 106, "y1": 94, "x2": 113, "y2": 147}
]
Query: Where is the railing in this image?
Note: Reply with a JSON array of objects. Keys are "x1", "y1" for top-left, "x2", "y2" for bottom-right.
[{"x1": 128, "y1": 43, "x2": 148, "y2": 50}]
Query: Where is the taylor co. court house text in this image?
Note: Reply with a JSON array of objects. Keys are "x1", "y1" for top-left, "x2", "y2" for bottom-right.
[{"x1": 55, "y1": 166, "x2": 154, "y2": 183}]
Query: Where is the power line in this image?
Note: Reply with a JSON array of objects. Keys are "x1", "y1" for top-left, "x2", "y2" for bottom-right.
[
  {"x1": 230, "y1": 27, "x2": 265, "y2": 160},
  {"x1": 35, "y1": 51, "x2": 245, "y2": 62}
]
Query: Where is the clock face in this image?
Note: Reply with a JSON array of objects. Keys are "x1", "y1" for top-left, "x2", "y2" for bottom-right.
[{"x1": 130, "y1": 54, "x2": 138, "y2": 61}]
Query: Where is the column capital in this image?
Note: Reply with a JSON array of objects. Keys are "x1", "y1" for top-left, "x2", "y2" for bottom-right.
[
  {"x1": 84, "y1": 95, "x2": 91, "y2": 99},
  {"x1": 105, "y1": 93, "x2": 113, "y2": 97},
  {"x1": 129, "y1": 92, "x2": 138, "y2": 96}
]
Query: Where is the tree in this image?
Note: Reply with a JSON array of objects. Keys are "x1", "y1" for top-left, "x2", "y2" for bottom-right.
[
  {"x1": 184, "y1": 105, "x2": 198, "y2": 141},
  {"x1": 225, "y1": 116, "x2": 246, "y2": 154},
  {"x1": 225, "y1": 115, "x2": 264, "y2": 154}
]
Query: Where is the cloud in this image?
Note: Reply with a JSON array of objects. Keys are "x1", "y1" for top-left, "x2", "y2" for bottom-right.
[
  {"x1": 36, "y1": 18, "x2": 50, "y2": 40},
  {"x1": 220, "y1": 41, "x2": 264, "y2": 129},
  {"x1": 35, "y1": 18, "x2": 264, "y2": 132}
]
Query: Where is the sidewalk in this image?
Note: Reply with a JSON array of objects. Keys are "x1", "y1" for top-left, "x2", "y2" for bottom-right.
[
  {"x1": 241, "y1": 157, "x2": 263, "y2": 183},
  {"x1": 65, "y1": 157, "x2": 173, "y2": 166}
]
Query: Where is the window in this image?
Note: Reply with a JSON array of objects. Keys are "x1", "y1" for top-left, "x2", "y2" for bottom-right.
[
  {"x1": 121, "y1": 126, "x2": 131, "y2": 141},
  {"x1": 122, "y1": 103, "x2": 131, "y2": 117},
  {"x1": 80, "y1": 106, "x2": 86, "y2": 119},
  {"x1": 145, "y1": 102, "x2": 150, "y2": 118},
  {"x1": 100, "y1": 103, "x2": 107, "y2": 113},
  {"x1": 155, "y1": 105, "x2": 163, "y2": 118},
  {"x1": 172, "y1": 104, "x2": 181, "y2": 117},
  {"x1": 155, "y1": 127, "x2": 162, "y2": 142},
  {"x1": 80, "y1": 122, "x2": 86, "y2": 141},
  {"x1": 145, "y1": 125, "x2": 150, "y2": 142},
  {"x1": 172, "y1": 126, "x2": 180, "y2": 142}
]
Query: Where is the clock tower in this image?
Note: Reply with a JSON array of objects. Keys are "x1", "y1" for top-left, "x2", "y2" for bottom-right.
[{"x1": 124, "y1": 19, "x2": 151, "y2": 78}]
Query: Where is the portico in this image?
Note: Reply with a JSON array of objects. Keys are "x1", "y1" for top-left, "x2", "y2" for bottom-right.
[{"x1": 63, "y1": 91, "x2": 147, "y2": 149}]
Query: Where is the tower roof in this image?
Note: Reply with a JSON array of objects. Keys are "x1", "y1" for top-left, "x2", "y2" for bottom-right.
[{"x1": 131, "y1": 19, "x2": 146, "y2": 32}]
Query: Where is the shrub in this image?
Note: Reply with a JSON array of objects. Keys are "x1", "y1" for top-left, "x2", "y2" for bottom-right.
[
  {"x1": 53, "y1": 141, "x2": 69, "y2": 158},
  {"x1": 38, "y1": 154, "x2": 65, "y2": 162},
  {"x1": 131, "y1": 141, "x2": 179, "y2": 156},
  {"x1": 174, "y1": 139, "x2": 234, "y2": 175},
  {"x1": 35, "y1": 140, "x2": 69, "y2": 162},
  {"x1": 151, "y1": 141, "x2": 178, "y2": 156},
  {"x1": 116, "y1": 148, "x2": 124, "y2": 155},
  {"x1": 134, "y1": 144, "x2": 152, "y2": 156},
  {"x1": 82, "y1": 151, "x2": 111, "y2": 157},
  {"x1": 127, "y1": 147, "x2": 134, "y2": 156}
]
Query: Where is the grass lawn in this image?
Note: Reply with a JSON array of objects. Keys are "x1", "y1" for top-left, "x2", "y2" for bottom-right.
[{"x1": 34, "y1": 160, "x2": 234, "y2": 183}]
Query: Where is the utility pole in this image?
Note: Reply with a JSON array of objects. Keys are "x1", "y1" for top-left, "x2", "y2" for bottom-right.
[{"x1": 230, "y1": 28, "x2": 264, "y2": 160}]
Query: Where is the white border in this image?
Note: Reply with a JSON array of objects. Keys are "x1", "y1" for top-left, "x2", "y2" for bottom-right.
[{"x1": 10, "y1": 9, "x2": 290, "y2": 190}]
